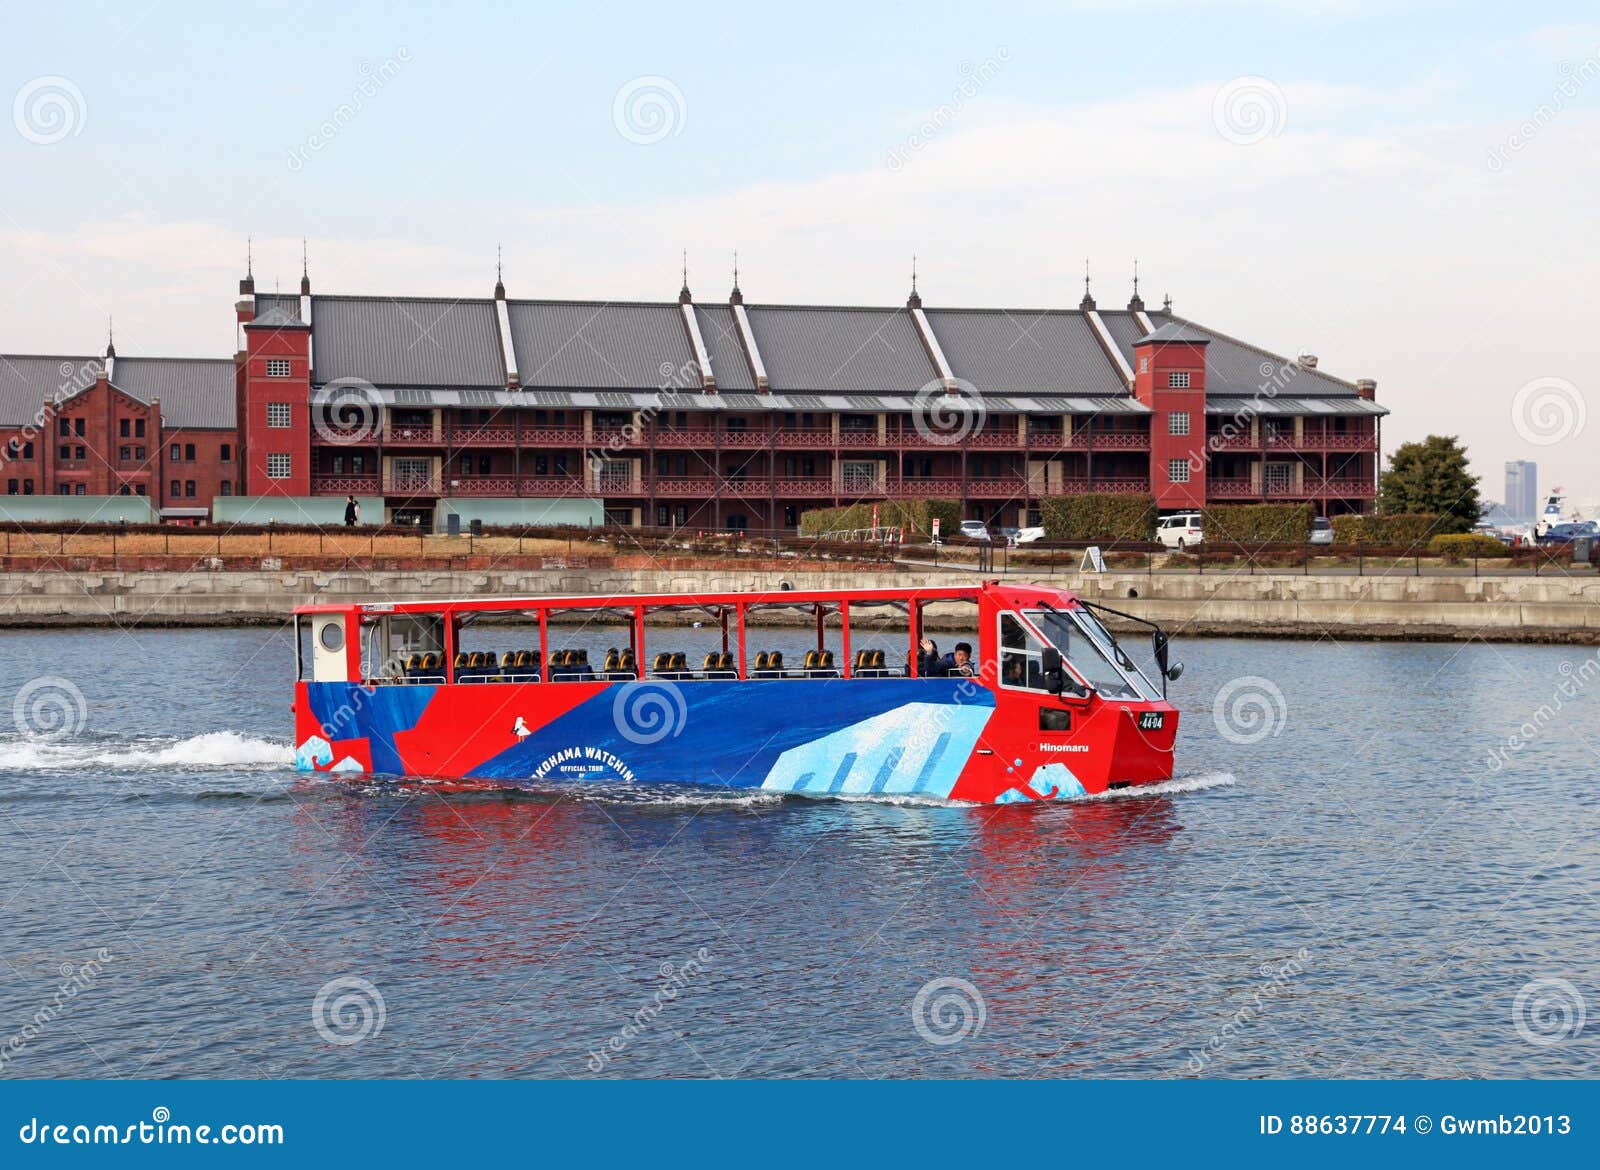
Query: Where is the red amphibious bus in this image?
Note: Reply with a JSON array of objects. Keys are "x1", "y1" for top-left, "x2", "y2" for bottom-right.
[{"x1": 292, "y1": 580, "x2": 1182, "y2": 804}]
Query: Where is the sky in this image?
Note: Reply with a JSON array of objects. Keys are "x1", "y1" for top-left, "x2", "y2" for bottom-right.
[{"x1": 1, "y1": 0, "x2": 1596, "y2": 508}]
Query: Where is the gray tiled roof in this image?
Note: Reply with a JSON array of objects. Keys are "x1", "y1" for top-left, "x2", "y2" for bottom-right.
[
  {"x1": 1208, "y1": 395, "x2": 1387, "y2": 417},
  {"x1": 925, "y1": 309, "x2": 1126, "y2": 396},
  {"x1": 1159, "y1": 313, "x2": 1359, "y2": 396},
  {"x1": 694, "y1": 305, "x2": 755, "y2": 391},
  {"x1": 252, "y1": 293, "x2": 303, "y2": 324},
  {"x1": 1097, "y1": 310, "x2": 1150, "y2": 368},
  {"x1": 112, "y1": 357, "x2": 236, "y2": 428},
  {"x1": 745, "y1": 305, "x2": 938, "y2": 393},
  {"x1": 0, "y1": 354, "x2": 102, "y2": 426},
  {"x1": 509, "y1": 301, "x2": 695, "y2": 390},
  {"x1": 311, "y1": 296, "x2": 506, "y2": 387}
]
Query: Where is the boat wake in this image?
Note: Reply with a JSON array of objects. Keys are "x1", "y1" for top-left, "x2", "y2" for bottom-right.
[
  {"x1": 0, "y1": 731, "x2": 293, "y2": 773},
  {"x1": 1078, "y1": 770, "x2": 1237, "y2": 802}
]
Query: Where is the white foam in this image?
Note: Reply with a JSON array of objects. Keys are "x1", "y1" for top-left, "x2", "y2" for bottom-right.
[
  {"x1": 1077, "y1": 770, "x2": 1238, "y2": 802},
  {"x1": 0, "y1": 731, "x2": 293, "y2": 772}
]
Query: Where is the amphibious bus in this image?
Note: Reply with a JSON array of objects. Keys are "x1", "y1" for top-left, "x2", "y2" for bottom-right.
[{"x1": 292, "y1": 581, "x2": 1182, "y2": 804}]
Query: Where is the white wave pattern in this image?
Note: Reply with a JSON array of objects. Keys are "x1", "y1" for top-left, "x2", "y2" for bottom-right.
[{"x1": 0, "y1": 731, "x2": 292, "y2": 772}]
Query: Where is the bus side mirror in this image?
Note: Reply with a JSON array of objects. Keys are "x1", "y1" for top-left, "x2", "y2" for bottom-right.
[
  {"x1": 1040, "y1": 646, "x2": 1064, "y2": 695},
  {"x1": 1152, "y1": 628, "x2": 1183, "y2": 683}
]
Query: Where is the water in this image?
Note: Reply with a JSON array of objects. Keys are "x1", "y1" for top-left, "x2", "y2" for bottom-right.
[{"x1": 1, "y1": 625, "x2": 1596, "y2": 1079}]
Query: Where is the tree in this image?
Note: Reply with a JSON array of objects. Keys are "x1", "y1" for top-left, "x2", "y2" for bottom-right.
[{"x1": 1378, "y1": 435, "x2": 1481, "y2": 534}]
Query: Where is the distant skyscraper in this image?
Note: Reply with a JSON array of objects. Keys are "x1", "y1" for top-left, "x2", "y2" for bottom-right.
[{"x1": 1506, "y1": 460, "x2": 1538, "y2": 521}]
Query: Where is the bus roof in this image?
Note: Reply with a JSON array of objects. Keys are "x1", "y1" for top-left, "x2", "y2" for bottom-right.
[{"x1": 292, "y1": 581, "x2": 1076, "y2": 618}]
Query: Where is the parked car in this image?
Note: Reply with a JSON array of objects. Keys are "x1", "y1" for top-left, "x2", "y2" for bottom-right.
[
  {"x1": 958, "y1": 519, "x2": 992, "y2": 541},
  {"x1": 1156, "y1": 512, "x2": 1204, "y2": 550},
  {"x1": 1308, "y1": 516, "x2": 1334, "y2": 545},
  {"x1": 1015, "y1": 526, "x2": 1046, "y2": 544},
  {"x1": 1539, "y1": 522, "x2": 1592, "y2": 546}
]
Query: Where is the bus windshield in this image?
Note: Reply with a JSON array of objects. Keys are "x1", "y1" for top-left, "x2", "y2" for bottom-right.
[{"x1": 1026, "y1": 607, "x2": 1161, "y2": 701}]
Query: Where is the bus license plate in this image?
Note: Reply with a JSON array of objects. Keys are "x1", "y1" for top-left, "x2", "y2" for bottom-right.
[{"x1": 1137, "y1": 712, "x2": 1165, "y2": 731}]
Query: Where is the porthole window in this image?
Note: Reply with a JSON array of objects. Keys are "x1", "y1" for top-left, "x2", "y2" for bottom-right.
[{"x1": 319, "y1": 622, "x2": 345, "y2": 652}]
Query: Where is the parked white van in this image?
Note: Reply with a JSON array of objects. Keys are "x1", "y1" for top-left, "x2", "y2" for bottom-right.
[{"x1": 1157, "y1": 512, "x2": 1204, "y2": 550}]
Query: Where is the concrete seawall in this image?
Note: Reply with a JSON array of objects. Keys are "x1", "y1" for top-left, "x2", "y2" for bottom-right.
[{"x1": 3, "y1": 567, "x2": 1598, "y2": 642}]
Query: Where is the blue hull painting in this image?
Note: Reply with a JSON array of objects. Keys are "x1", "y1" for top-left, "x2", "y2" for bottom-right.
[{"x1": 298, "y1": 678, "x2": 997, "y2": 801}]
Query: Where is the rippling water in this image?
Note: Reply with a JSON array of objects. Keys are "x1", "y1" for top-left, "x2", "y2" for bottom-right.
[{"x1": 1, "y1": 625, "x2": 1596, "y2": 1079}]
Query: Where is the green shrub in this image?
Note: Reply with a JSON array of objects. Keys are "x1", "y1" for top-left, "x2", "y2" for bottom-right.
[
  {"x1": 798, "y1": 499, "x2": 960, "y2": 538},
  {"x1": 1330, "y1": 512, "x2": 1444, "y2": 547},
  {"x1": 1040, "y1": 494, "x2": 1156, "y2": 542},
  {"x1": 1428, "y1": 533, "x2": 1511, "y2": 560},
  {"x1": 1204, "y1": 503, "x2": 1312, "y2": 543}
]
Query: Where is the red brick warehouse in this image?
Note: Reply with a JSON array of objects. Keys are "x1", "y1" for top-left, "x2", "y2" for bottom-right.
[{"x1": 1, "y1": 257, "x2": 1386, "y2": 528}]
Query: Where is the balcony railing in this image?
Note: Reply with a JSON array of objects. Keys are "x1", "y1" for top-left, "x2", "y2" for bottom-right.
[
  {"x1": 311, "y1": 476, "x2": 381, "y2": 495},
  {"x1": 1063, "y1": 431, "x2": 1150, "y2": 450},
  {"x1": 1208, "y1": 477, "x2": 1377, "y2": 499},
  {"x1": 383, "y1": 424, "x2": 442, "y2": 444},
  {"x1": 449, "y1": 425, "x2": 519, "y2": 446}
]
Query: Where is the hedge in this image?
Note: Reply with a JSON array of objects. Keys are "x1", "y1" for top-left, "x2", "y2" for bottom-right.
[
  {"x1": 1203, "y1": 503, "x2": 1313, "y2": 543},
  {"x1": 1040, "y1": 493, "x2": 1157, "y2": 542},
  {"x1": 1428, "y1": 533, "x2": 1512, "y2": 560},
  {"x1": 1330, "y1": 513, "x2": 1445, "y2": 547},
  {"x1": 798, "y1": 498, "x2": 961, "y2": 538}
]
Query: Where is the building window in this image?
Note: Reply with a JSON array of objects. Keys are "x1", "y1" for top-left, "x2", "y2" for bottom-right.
[
  {"x1": 170, "y1": 443, "x2": 182, "y2": 461},
  {"x1": 674, "y1": 506, "x2": 688, "y2": 526},
  {"x1": 266, "y1": 358, "x2": 291, "y2": 378},
  {"x1": 266, "y1": 453, "x2": 292, "y2": 479},
  {"x1": 6, "y1": 479, "x2": 15, "y2": 494},
  {"x1": 596, "y1": 459, "x2": 631, "y2": 491},
  {"x1": 220, "y1": 482, "x2": 232, "y2": 496},
  {"x1": 350, "y1": 455, "x2": 365, "y2": 474},
  {"x1": 74, "y1": 419, "x2": 85, "y2": 437},
  {"x1": 184, "y1": 443, "x2": 196, "y2": 461},
  {"x1": 656, "y1": 505, "x2": 669, "y2": 526},
  {"x1": 59, "y1": 418, "x2": 69, "y2": 436},
  {"x1": 22, "y1": 480, "x2": 32, "y2": 494},
  {"x1": 75, "y1": 484, "x2": 85, "y2": 495},
  {"x1": 220, "y1": 443, "x2": 231, "y2": 462},
  {"x1": 134, "y1": 484, "x2": 145, "y2": 495},
  {"x1": 1168, "y1": 411, "x2": 1190, "y2": 437},
  {"x1": 135, "y1": 446, "x2": 145, "y2": 460},
  {"x1": 23, "y1": 442, "x2": 32, "y2": 458},
  {"x1": 842, "y1": 461, "x2": 877, "y2": 491},
  {"x1": 185, "y1": 481, "x2": 196, "y2": 497},
  {"x1": 75, "y1": 446, "x2": 85, "y2": 460},
  {"x1": 118, "y1": 484, "x2": 130, "y2": 496},
  {"x1": 119, "y1": 446, "x2": 131, "y2": 461},
  {"x1": 1168, "y1": 458, "x2": 1191, "y2": 484},
  {"x1": 120, "y1": 419, "x2": 130, "y2": 438},
  {"x1": 135, "y1": 420, "x2": 145, "y2": 438},
  {"x1": 58, "y1": 445, "x2": 70, "y2": 461},
  {"x1": 266, "y1": 403, "x2": 292, "y2": 428},
  {"x1": 1139, "y1": 356, "x2": 1148, "y2": 373},
  {"x1": 1168, "y1": 371, "x2": 1191, "y2": 389},
  {"x1": 57, "y1": 485, "x2": 70, "y2": 495},
  {"x1": 170, "y1": 480, "x2": 181, "y2": 497}
]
